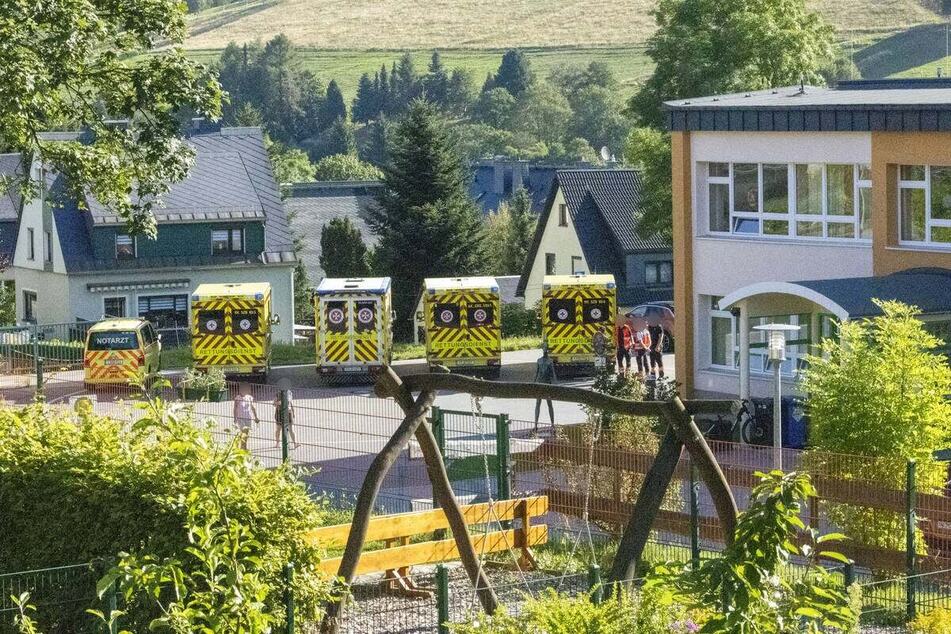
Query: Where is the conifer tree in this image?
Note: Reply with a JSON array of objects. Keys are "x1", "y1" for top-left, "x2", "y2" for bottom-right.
[
  {"x1": 320, "y1": 217, "x2": 371, "y2": 278},
  {"x1": 353, "y1": 73, "x2": 377, "y2": 123},
  {"x1": 369, "y1": 101, "x2": 485, "y2": 338},
  {"x1": 423, "y1": 50, "x2": 450, "y2": 109},
  {"x1": 320, "y1": 79, "x2": 347, "y2": 130},
  {"x1": 505, "y1": 187, "x2": 536, "y2": 274},
  {"x1": 493, "y1": 49, "x2": 534, "y2": 96}
]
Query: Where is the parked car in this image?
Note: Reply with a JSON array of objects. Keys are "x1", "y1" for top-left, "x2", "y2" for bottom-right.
[{"x1": 626, "y1": 303, "x2": 675, "y2": 353}]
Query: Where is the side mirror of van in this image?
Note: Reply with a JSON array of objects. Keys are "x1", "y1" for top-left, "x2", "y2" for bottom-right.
[{"x1": 272, "y1": 314, "x2": 281, "y2": 325}]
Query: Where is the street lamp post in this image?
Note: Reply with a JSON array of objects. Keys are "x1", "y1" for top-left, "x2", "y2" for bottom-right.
[{"x1": 752, "y1": 323, "x2": 800, "y2": 470}]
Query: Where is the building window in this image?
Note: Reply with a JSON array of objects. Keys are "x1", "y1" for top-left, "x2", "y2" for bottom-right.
[
  {"x1": 27, "y1": 228, "x2": 35, "y2": 261},
  {"x1": 558, "y1": 204, "x2": 568, "y2": 227},
  {"x1": 23, "y1": 290, "x2": 36, "y2": 322},
  {"x1": 104, "y1": 296, "x2": 127, "y2": 318},
  {"x1": 115, "y1": 234, "x2": 135, "y2": 259},
  {"x1": 545, "y1": 253, "x2": 556, "y2": 275},
  {"x1": 44, "y1": 231, "x2": 52, "y2": 263},
  {"x1": 645, "y1": 261, "x2": 673, "y2": 286},
  {"x1": 898, "y1": 165, "x2": 951, "y2": 245},
  {"x1": 138, "y1": 294, "x2": 188, "y2": 330},
  {"x1": 705, "y1": 162, "x2": 871, "y2": 241},
  {"x1": 212, "y1": 228, "x2": 244, "y2": 255},
  {"x1": 571, "y1": 256, "x2": 584, "y2": 275},
  {"x1": 706, "y1": 298, "x2": 811, "y2": 376}
]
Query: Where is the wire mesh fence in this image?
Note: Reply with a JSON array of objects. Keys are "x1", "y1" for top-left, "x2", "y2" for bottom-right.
[{"x1": 0, "y1": 562, "x2": 104, "y2": 634}]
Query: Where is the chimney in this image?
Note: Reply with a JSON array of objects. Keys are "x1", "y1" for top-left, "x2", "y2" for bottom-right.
[{"x1": 493, "y1": 158, "x2": 506, "y2": 195}]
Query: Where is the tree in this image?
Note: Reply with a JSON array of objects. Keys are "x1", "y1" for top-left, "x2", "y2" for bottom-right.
[
  {"x1": 423, "y1": 50, "x2": 450, "y2": 109},
  {"x1": 321, "y1": 80, "x2": 347, "y2": 130},
  {"x1": 802, "y1": 300, "x2": 951, "y2": 552},
  {"x1": 320, "y1": 217, "x2": 371, "y2": 278},
  {"x1": 362, "y1": 116, "x2": 391, "y2": 166},
  {"x1": 629, "y1": 0, "x2": 837, "y2": 127},
  {"x1": 256, "y1": 35, "x2": 304, "y2": 144},
  {"x1": 312, "y1": 154, "x2": 383, "y2": 181},
  {"x1": 369, "y1": 101, "x2": 485, "y2": 338},
  {"x1": 493, "y1": 49, "x2": 535, "y2": 97},
  {"x1": 352, "y1": 73, "x2": 378, "y2": 123},
  {"x1": 305, "y1": 117, "x2": 356, "y2": 161},
  {"x1": 512, "y1": 83, "x2": 572, "y2": 147},
  {"x1": 624, "y1": 127, "x2": 672, "y2": 241},
  {"x1": 481, "y1": 204, "x2": 512, "y2": 277},
  {"x1": 446, "y1": 69, "x2": 477, "y2": 116},
  {"x1": 268, "y1": 143, "x2": 315, "y2": 184},
  {"x1": 1, "y1": 0, "x2": 222, "y2": 235},
  {"x1": 474, "y1": 88, "x2": 517, "y2": 129},
  {"x1": 505, "y1": 187, "x2": 536, "y2": 274},
  {"x1": 568, "y1": 85, "x2": 629, "y2": 154},
  {"x1": 549, "y1": 61, "x2": 617, "y2": 100},
  {"x1": 392, "y1": 53, "x2": 421, "y2": 112}
]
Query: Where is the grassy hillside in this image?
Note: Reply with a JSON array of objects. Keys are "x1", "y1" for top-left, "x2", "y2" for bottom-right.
[{"x1": 185, "y1": 0, "x2": 944, "y2": 51}]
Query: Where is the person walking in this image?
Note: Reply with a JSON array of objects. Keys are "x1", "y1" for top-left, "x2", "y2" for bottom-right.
[
  {"x1": 615, "y1": 318, "x2": 633, "y2": 376},
  {"x1": 273, "y1": 391, "x2": 299, "y2": 449},
  {"x1": 532, "y1": 344, "x2": 557, "y2": 436},
  {"x1": 648, "y1": 322, "x2": 666, "y2": 379},
  {"x1": 633, "y1": 324, "x2": 652, "y2": 378},
  {"x1": 232, "y1": 387, "x2": 259, "y2": 450}
]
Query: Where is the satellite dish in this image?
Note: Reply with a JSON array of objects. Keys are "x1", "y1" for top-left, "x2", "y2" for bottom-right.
[{"x1": 600, "y1": 146, "x2": 611, "y2": 162}]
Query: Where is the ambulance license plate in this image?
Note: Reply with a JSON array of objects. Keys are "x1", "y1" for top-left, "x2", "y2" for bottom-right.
[{"x1": 105, "y1": 359, "x2": 125, "y2": 366}]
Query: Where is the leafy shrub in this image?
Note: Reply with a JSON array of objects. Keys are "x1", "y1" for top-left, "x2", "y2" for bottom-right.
[
  {"x1": 0, "y1": 396, "x2": 332, "y2": 631},
  {"x1": 910, "y1": 607, "x2": 951, "y2": 634},
  {"x1": 648, "y1": 471, "x2": 857, "y2": 633},
  {"x1": 802, "y1": 300, "x2": 951, "y2": 553},
  {"x1": 500, "y1": 302, "x2": 539, "y2": 338},
  {"x1": 449, "y1": 586, "x2": 688, "y2": 634},
  {"x1": 179, "y1": 366, "x2": 226, "y2": 392}
]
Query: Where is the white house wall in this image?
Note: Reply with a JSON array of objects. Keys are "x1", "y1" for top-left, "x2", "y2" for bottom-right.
[
  {"x1": 522, "y1": 187, "x2": 587, "y2": 307},
  {"x1": 65, "y1": 266, "x2": 296, "y2": 342},
  {"x1": 688, "y1": 131, "x2": 875, "y2": 396},
  {"x1": 14, "y1": 267, "x2": 71, "y2": 324}
]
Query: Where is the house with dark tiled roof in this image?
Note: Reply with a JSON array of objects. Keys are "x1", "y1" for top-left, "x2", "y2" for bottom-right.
[
  {"x1": 11, "y1": 125, "x2": 297, "y2": 341},
  {"x1": 283, "y1": 181, "x2": 382, "y2": 284},
  {"x1": 0, "y1": 154, "x2": 25, "y2": 276},
  {"x1": 516, "y1": 169, "x2": 672, "y2": 309}
]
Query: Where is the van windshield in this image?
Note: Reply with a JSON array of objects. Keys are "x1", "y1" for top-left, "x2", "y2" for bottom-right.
[{"x1": 88, "y1": 331, "x2": 139, "y2": 351}]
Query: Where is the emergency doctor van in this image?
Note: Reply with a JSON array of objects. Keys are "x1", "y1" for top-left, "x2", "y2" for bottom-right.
[
  {"x1": 83, "y1": 318, "x2": 161, "y2": 388},
  {"x1": 190, "y1": 283, "x2": 276, "y2": 378},
  {"x1": 423, "y1": 277, "x2": 501, "y2": 377},
  {"x1": 313, "y1": 277, "x2": 392, "y2": 379},
  {"x1": 541, "y1": 274, "x2": 616, "y2": 375}
]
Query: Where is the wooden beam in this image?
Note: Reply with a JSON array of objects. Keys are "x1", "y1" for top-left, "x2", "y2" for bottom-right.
[
  {"x1": 306, "y1": 497, "x2": 549, "y2": 548},
  {"x1": 319, "y1": 526, "x2": 549, "y2": 575}
]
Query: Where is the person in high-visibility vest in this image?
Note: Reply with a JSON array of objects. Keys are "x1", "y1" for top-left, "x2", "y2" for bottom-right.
[
  {"x1": 615, "y1": 319, "x2": 633, "y2": 376},
  {"x1": 632, "y1": 325, "x2": 652, "y2": 378}
]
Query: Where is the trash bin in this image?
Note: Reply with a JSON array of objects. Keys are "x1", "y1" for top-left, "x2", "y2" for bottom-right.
[{"x1": 781, "y1": 397, "x2": 808, "y2": 449}]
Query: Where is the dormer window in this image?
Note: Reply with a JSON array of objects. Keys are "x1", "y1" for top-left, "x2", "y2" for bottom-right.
[
  {"x1": 115, "y1": 234, "x2": 135, "y2": 259},
  {"x1": 212, "y1": 228, "x2": 244, "y2": 255}
]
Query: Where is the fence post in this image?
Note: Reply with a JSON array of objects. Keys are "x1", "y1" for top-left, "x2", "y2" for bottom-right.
[
  {"x1": 436, "y1": 564, "x2": 450, "y2": 634},
  {"x1": 689, "y1": 463, "x2": 701, "y2": 569},
  {"x1": 284, "y1": 562, "x2": 295, "y2": 634},
  {"x1": 906, "y1": 458, "x2": 917, "y2": 622},
  {"x1": 495, "y1": 413, "x2": 511, "y2": 502},
  {"x1": 432, "y1": 406, "x2": 445, "y2": 456},
  {"x1": 280, "y1": 389, "x2": 290, "y2": 464},
  {"x1": 843, "y1": 560, "x2": 855, "y2": 588},
  {"x1": 35, "y1": 357, "x2": 44, "y2": 397},
  {"x1": 104, "y1": 577, "x2": 118, "y2": 634},
  {"x1": 588, "y1": 563, "x2": 603, "y2": 604}
]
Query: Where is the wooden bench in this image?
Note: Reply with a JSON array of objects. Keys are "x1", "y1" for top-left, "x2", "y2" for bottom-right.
[{"x1": 306, "y1": 496, "x2": 549, "y2": 596}]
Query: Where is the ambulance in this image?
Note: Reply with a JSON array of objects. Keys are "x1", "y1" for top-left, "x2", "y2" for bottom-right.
[
  {"x1": 313, "y1": 277, "x2": 393, "y2": 379},
  {"x1": 541, "y1": 274, "x2": 616, "y2": 375},
  {"x1": 190, "y1": 283, "x2": 276, "y2": 378},
  {"x1": 83, "y1": 318, "x2": 162, "y2": 388},
  {"x1": 423, "y1": 277, "x2": 502, "y2": 377}
]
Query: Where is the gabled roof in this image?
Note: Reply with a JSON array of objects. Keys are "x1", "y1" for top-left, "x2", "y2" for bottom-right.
[
  {"x1": 283, "y1": 181, "x2": 383, "y2": 283},
  {"x1": 470, "y1": 162, "x2": 566, "y2": 215},
  {"x1": 516, "y1": 169, "x2": 670, "y2": 298},
  {"x1": 0, "y1": 154, "x2": 24, "y2": 222}
]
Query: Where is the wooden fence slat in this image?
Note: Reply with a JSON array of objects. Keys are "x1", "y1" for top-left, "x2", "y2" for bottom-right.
[
  {"x1": 318, "y1": 526, "x2": 549, "y2": 575},
  {"x1": 306, "y1": 496, "x2": 548, "y2": 547}
]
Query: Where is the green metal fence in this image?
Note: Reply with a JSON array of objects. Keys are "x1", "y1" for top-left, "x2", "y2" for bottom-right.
[{"x1": 0, "y1": 562, "x2": 104, "y2": 633}]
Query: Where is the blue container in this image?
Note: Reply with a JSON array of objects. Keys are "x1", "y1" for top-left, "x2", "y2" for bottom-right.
[{"x1": 780, "y1": 397, "x2": 808, "y2": 449}]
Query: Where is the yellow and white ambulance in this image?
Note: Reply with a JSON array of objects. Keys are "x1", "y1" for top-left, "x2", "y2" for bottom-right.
[
  {"x1": 83, "y1": 318, "x2": 161, "y2": 388},
  {"x1": 423, "y1": 277, "x2": 502, "y2": 377},
  {"x1": 190, "y1": 283, "x2": 276, "y2": 378},
  {"x1": 313, "y1": 277, "x2": 393, "y2": 379},
  {"x1": 541, "y1": 274, "x2": 616, "y2": 375}
]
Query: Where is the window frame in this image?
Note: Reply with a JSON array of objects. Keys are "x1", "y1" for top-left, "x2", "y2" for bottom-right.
[
  {"x1": 646, "y1": 261, "x2": 673, "y2": 286},
  {"x1": 558, "y1": 204, "x2": 568, "y2": 227},
  {"x1": 706, "y1": 300, "x2": 812, "y2": 377},
  {"x1": 22, "y1": 290, "x2": 37, "y2": 322},
  {"x1": 44, "y1": 230, "x2": 52, "y2": 263},
  {"x1": 898, "y1": 165, "x2": 951, "y2": 247},
  {"x1": 570, "y1": 255, "x2": 584, "y2": 275},
  {"x1": 115, "y1": 233, "x2": 136, "y2": 260},
  {"x1": 27, "y1": 228, "x2": 35, "y2": 261},
  {"x1": 103, "y1": 296, "x2": 127, "y2": 318},
  {"x1": 704, "y1": 162, "x2": 871, "y2": 243},
  {"x1": 544, "y1": 253, "x2": 556, "y2": 275},
  {"x1": 212, "y1": 227, "x2": 245, "y2": 255}
]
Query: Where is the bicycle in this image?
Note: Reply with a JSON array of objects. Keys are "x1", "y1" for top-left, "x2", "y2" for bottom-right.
[{"x1": 696, "y1": 399, "x2": 765, "y2": 444}]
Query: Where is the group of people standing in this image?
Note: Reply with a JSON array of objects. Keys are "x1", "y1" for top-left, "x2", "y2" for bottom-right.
[{"x1": 613, "y1": 316, "x2": 666, "y2": 379}]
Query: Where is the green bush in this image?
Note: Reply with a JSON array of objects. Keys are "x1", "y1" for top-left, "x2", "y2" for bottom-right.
[
  {"x1": 501, "y1": 302, "x2": 540, "y2": 338},
  {"x1": 910, "y1": 607, "x2": 951, "y2": 634},
  {"x1": 0, "y1": 396, "x2": 332, "y2": 631}
]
